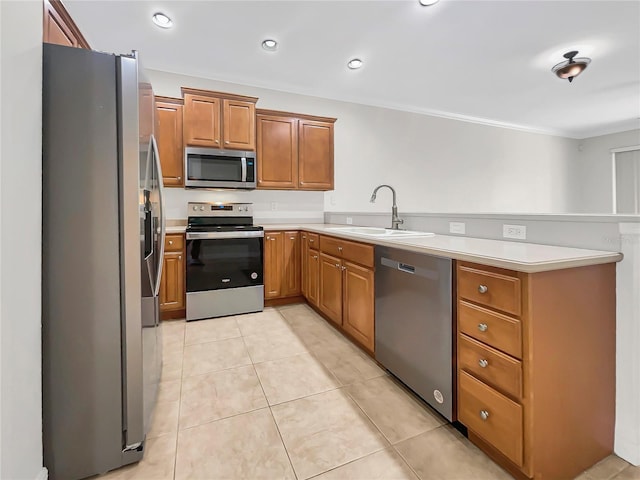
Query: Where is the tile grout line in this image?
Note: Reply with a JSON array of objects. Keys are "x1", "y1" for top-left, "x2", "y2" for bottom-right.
[
  {"x1": 390, "y1": 424, "x2": 449, "y2": 480},
  {"x1": 240, "y1": 331, "x2": 300, "y2": 480}
]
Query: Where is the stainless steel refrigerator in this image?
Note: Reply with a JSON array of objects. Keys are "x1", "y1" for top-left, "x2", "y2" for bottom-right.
[{"x1": 42, "y1": 44, "x2": 165, "y2": 480}]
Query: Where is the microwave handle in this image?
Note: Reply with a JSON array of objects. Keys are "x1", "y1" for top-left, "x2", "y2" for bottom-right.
[{"x1": 241, "y1": 157, "x2": 247, "y2": 183}]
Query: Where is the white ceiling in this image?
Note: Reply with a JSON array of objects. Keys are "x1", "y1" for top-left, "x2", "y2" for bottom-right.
[{"x1": 66, "y1": 0, "x2": 640, "y2": 139}]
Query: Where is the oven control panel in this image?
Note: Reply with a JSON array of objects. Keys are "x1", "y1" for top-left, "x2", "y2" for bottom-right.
[{"x1": 188, "y1": 202, "x2": 253, "y2": 217}]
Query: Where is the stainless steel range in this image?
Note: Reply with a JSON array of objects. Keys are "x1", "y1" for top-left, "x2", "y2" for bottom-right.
[{"x1": 185, "y1": 202, "x2": 264, "y2": 321}]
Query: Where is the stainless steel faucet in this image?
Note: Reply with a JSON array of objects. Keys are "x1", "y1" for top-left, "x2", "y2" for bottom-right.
[{"x1": 370, "y1": 184, "x2": 404, "y2": 230}]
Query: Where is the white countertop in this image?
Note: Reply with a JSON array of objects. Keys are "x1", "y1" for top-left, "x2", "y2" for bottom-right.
[
  {"x1": 263, "y1": 224, "x2": 622, "y2": 273},
  {"x1": 166, "y1": 222, "x2": 622, "y2": 273}
]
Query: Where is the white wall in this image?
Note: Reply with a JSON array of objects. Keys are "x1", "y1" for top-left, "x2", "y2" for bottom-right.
[
  {"x1": 0, "y1": 1, "x2": 44, "y2": 479},
  {"x1": 148, "y1": 69, "x2": 583, "y2": 216},
  {"x1": 577, "y1": 129, "x2": 640, "y2": 213}
]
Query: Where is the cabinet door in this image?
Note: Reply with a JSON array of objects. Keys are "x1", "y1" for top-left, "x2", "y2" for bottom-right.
[
  {"x1": 183, "y1": 93, "x2": 221, "y2": 148},
  {"x1": 156, "y1": 99, "x2": 184, "y2": 187},
  {"x1": 343, "y1": 261, "x2": 375, "y2": 352},
  {"x1": 256, "y1": 114, "x2": 298, "y2": 189},
  {"x1": 264, "y1": 232, "x2": 284, "y2": 299},
  {"x1": 223, "y1": 99, "x2": 256, "y2": 150},
  {"x1": 307, "y1": 249, "x2": 320, "y2": 308},
  {"x1": 44, "y1": 5, "x2": 77, "y2": 47},
  {"x1": 298, "y1": 119, "x2": 334, "y2": 190},
  {"x1": 160, "y1": 252, "x2": 185, "y2": 311},
  {"x1": 301, "y1": 233, "x2": 309, "y2": 298},
  {"x1": 282, "y1": 231, "x2": 301, "y2": 297},
  {"x1": 319, "y1": 253, "x2": 343, "y2": 325}
]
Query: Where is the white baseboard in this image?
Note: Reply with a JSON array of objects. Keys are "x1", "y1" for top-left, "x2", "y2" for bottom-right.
[
  {"x1": 615, "y1": 440, "x2": 640, "y2": 467},
  {"x1": 35, "y1": 467, "x2": 48, "y2": 480}
]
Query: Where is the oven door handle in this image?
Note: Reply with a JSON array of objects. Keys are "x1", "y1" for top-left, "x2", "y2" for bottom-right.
[
  {"x1": 186, "y1": 231, "x2": 264, "y2": 240},
  {"x1": 241, "y1": 157, "x2": 247, "y2": 183}
]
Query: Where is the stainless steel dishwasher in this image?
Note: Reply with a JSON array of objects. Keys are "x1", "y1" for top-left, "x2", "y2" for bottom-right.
[{"x1": 375, "y1": 246, "x2": 453, "y2": 421}]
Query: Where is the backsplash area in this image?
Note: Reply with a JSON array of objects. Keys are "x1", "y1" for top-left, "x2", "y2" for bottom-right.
[{"x1": 164, "y1": 188, "x2": 325, "y2": 224}]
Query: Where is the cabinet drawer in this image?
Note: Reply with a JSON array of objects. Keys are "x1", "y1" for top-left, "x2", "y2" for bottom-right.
[
  {"x1": 320, "y1": 235, "x2": 374, "y2": 268},
  {"x1": 458, "y1": 263, "x2": 521, "y2": 316},
  {"x1": 459, "y1": 301, "x2": 522, "y2": 358},
  {"x1": 306, "y1": 233, "x2": 320, "y2": 250},
  {"x1": 459, "y1": 371, "x2": 523, "y2": 467},
  {"x1": 458, "y1": 334, "x2": 522, "y2": 398},
  {"x1": 164, "y1": 234, "x2": 184, "y2": 252}
]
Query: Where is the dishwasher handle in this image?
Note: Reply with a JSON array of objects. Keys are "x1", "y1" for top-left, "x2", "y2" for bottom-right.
[
  {"x1": 380, "y1": 256, "x2": 439, "y2": 281},
  {"x1": 398, "y1": 263, "x2": 415, "y2": 274}
]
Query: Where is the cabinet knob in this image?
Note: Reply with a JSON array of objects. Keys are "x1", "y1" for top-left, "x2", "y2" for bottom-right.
[
  {"x1": 313, "y1": 255, "x2": 318, "y2": 259},
  {"x1": 290, "y1": 237, "x2": 295, "y2": 240},
  {"x1": 215, "y1": 139, "x2": 219, "y2": 144},
  {"x1": 478, "y1": 323, "x2": 488, "y2": 332},
  {"x1": 478, "y1": 359, "x2": 489, "y2": 368},
  {"x1": 169, "y1": 240, "x2": 173, "y2": 245},
  {"x1": 478, "y1": 285, "x2": 488, "y2": 294},
  {"x1": 177, "y1": 176, "x2": 182, "y2": 181},
  {"x1": 479, "y1": 410, "x2": 490, "y2": 421},
  {"x1": 338, "y1": 246, "x2": 343, "y2": 252},
  {"x1": 225, "y1": 141, "x2": 229, "y2": 144},
  {"x1": 178, "y1": 255, "x2": 182, "y2": 260},
  {"x1": 302, "y1": 236, "x2": 307, "y2": 239},
  {"x1": 341, "y1": 266, "x2": 347, "y2": 271},
  {"x1": 335, "y1": 263, "x2": 341, "y2": 268},
  {"x1": 271, "y1": 238, "x2": 276, "y2": 241},
  {"x1": 309, "y1": 239, "x2": 314, "y2": 243}
]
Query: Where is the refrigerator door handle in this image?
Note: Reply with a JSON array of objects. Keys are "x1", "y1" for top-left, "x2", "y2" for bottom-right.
[{"x1": 151, "y1": 134, "x2": 166, "y2": 297}]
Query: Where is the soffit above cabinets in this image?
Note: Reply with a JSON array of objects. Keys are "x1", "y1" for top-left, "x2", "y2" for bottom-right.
[{"x1": 65, "y1": 0, "x2": 640, "y2": 139}]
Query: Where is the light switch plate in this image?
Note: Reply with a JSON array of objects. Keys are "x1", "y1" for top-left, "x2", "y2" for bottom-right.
[
  {"x1": 503, "y1": 224, "x2": 527, "y2": 240},
  {"x1": 346, "y1": 217, "x2": 353, "y2": 225},
  {"x1": 449, "y1": 222, "x2": 466, "y2": 235}
]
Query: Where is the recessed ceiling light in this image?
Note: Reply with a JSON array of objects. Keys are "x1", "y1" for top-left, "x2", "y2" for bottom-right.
[
  {"x1": 152, "y1": 12, "x2": 173, "y2": 29},
  {"x1": 419, "y1": 0, "x2": 440, "y2": 6},
  {"x1": 347, "y1": 58, "x2": 363, "y2": 70},
  {"x1": 262, "y1": 39, "x2": 278, "y2": 51}
]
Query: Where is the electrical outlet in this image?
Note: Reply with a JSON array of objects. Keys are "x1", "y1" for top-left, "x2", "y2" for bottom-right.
[
  {"x1": 270, "y1": 202, "x2": 278, "y2": 211},
  {"x1": 346, "y1": 217, "x2": 353, "y2": 225},
  {"x1": 449, "y1": 222, "x2": 466, "y2": 235},
  {"x1": 503, "y1": 224, "x2": 527, "y2": 240}
]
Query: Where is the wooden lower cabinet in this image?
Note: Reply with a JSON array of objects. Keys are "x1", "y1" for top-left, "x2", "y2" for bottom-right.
[
  {"x1": 160, "y1": 234, "x2": 185, "y2": 318},
  {"x1": 264, "y1": 232, "x2": 284, "y2": 299},
  {"x1": 456, "y1": 261, "x2": 616, "y2": 479},
  {"x1": 306, "y1": 248, "x2": 320, "y2": 308},
  {"x1": 342, "y1": 261, "x2": 375, "y2": 352},
  {"x1": 264, "y1": 231, "x2": 301, "y2": 301},
  {"x1": 319, "y1": 252, "x2": 343, "y2": 326}
]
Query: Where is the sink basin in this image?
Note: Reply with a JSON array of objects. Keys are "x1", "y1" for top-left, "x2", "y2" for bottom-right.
[{"x1": 327, "y1": 226, "x2": 435, "y2": 238}]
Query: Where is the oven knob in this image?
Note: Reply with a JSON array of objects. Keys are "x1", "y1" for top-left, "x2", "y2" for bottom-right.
[
  {"x1": 251, "y1": 272, "x2": 258, "y2": 280},
  {"x1": 192, "y1": 206, "x2": 197, "y2": 211},
  {"x1": 200, "y1": 206, "x2": 205, "y2": 211}
]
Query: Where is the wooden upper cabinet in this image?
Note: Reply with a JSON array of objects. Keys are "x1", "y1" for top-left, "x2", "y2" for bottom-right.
[
  {"x1": 257, "y1": 114, "x2": 298, "y2": 189},
  {"x1": 43, "y1": 0, "x2": 90, "y2": 49},
  {"x1": 256, "y1": 109, "x2": 336, "y2": 191},
  {"x1": 299, "y1": 119, "x2": 334, "y2": 190},
  {"x1": 155, "y1": 97, "x2": 184, "y2": 187},
  {"x1": 223, "y1": 99, "x2": 256, "y2": 150},
  {"x1": 183, "y1": 93, "x2": 221, "y2": 148},
  {"x1": 182, "y1": 88, "x2": 258, "y2": 150}
]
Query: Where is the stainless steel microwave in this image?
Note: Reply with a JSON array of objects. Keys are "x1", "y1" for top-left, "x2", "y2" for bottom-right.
[{"x1": 184, "y1": 147, "x2": 257, "y2": 189}]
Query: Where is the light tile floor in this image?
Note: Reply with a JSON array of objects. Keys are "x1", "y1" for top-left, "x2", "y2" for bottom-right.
[{"x1": 100, "y1": 304, "x2": 639, "y2": 480}]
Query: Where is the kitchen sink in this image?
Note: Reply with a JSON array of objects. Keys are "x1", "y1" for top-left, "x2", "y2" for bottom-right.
[{"x1": 326, "y1": 226, "x2": 435, "y2": 237}]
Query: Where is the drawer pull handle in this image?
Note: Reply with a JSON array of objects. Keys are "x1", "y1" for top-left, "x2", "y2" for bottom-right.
[
  {"x1": 478, "y1": 323, "x2": 488, "y2": 332},
  {"x1": 478, "y1": 285, "x2": 488, "y2": 294},
  {"x1": 480, "y1": 410, "x2": 490, "y2": 421},
  {"x1": 478, "y1": 359, "x2": 489, "y2": 368}
]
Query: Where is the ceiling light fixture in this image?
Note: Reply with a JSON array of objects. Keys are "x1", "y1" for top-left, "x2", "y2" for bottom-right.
[
  {"x1": 551, "y1": 50, "x2": 591, "y2": 83},
  {"x1": 419, "y1": 0, "x2": 440, "y2": 6},
  {"x1": 152, "y1": 12, "x2": 173, "y2": 29},
  {"x1": 347, "y1": 58, "x2": 363, "y2": 70},
  {"x1": 262, "y1": 39, "x2": 278, "y2": 51}
]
